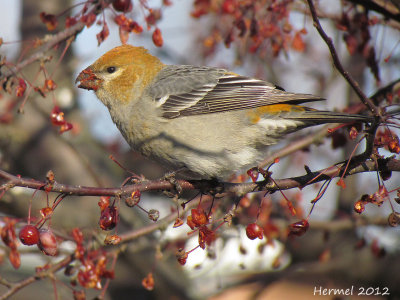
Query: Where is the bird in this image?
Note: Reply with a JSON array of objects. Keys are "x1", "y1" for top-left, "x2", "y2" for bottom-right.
[{"x1": 76, "y1": 44, "x2": 371, "y2": 180}]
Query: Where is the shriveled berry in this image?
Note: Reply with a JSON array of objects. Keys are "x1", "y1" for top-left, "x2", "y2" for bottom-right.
[
  {"x1": 176, "y1": 248, "x2": 188, "y2": 265},
  {"x1": 99, "y1": 206, "x2": 118, "y2": 230},
  {"x1": 288, "y1": 219, "x2": 309, "y2": 236},
  {"x1": 388, "y1": 140, "x2": 400, "y2": 154},
  {"x1": 19, "y1": 225, "x2": 39, "y2": 246},
  {"x1": 142, "y1": 272, "x2": 154, "y2": 291},
  {"x1": 9, "y1": 249, "x2": 21, "y2": 269},
  {"x1": 148, "y1": 209, "x2": 160, "y2": 222},
  {"x1": 173, "y1": 218, "x2": 184, "y2": 228},
  {"x1": 388, "y1": 212, "x2": 400, "y2": 227},
  {"x1": 152, "y1": 28, "x2": 163, "y2": 47},
  {"x1": 125, "y1": 190, "x2": 140, "y2": 207},
  {"x1": 38, "y1": 229, "x2": 58, "y2": 256},
  {"x1": 104, "y1": 234, "x2": 122, "y2": 245},
  {"x1": 191, "y1": 208, "x2": 208, "y2": 227},
  {"x1": 354, "y1": 200, "x2": 365, "y2": 214}
]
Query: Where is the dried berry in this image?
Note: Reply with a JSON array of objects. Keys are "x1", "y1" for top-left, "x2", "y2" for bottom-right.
[
  {"x1": 38, "y1": 229, "x2": 58, "y2": 256},
  {"x1": 9, "y1": 249, "x2": 21, "y2": 269},
  {"x1": 176, "y1": 248, "x2": 188, "y2": 265},
  {"x1": 125, "y1": 190, "x2": 140, "y2": 207},
  {"x1": 190, "y1": 208, "x2": 208, "y2": 227},
  {"x1": 173, "y1": 218, "x2": 184, "y2": 228},
  {"x1": 354, "y1": 200, "x2": 365, "y2": 214},
  {"x1": 152, "y1": 28, "x2": 163, "y2": 47},
  {"x1": 104, "y1": 234, "x2": 122, "y2": 245},
  {"x1": 99, "y1": 206, "x2": 118, "y2": 231},
  {"x1": 148, "y1": 209, "x2": 160, "y2": 222},
  {"x1": 388, "y1": 212, "x2": 400, "y2": 227},
  {"x1": 40, "y1": 12, "x2": 58, "y2": 31},
  {"x1": 142, "y1": 272, "x2": 154, "y2": 291},
  {"x1": 288, "y1": 219, "x2": 309, "y2": 237}
]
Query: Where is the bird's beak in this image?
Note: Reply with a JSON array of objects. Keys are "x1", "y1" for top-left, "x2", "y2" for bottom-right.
[{"x1": 75, "y1": 67, "x2": 101, "y2": 91}]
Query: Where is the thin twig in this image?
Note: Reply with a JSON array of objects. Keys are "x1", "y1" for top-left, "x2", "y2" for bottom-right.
[
  {"x1": 258, "y1": 124, "x2": 331, "y2": 168},
  {"x1": 306, "y1": 0, "x2": 379, "y2": 115},
  {"x1": 0, "y1": 254, "x2": 74, "y2": 300},
  {"x1": 118, "y1": 194, "x2": 209, "y2": 243},
  {"x1": 0, "y1": 0, "x2": 114, "y2": 80}
]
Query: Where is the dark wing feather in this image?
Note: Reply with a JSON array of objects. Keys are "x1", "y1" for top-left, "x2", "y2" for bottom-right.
[{"x1": 148, "y1": 65, "x2": 324, "y2": 119}]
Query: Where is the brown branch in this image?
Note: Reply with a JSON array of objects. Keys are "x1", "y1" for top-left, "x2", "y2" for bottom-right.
[
  {"x1": 118, "y1": 194, "x2": 211, "y2": 243},
  {"x1": 345, "y1": 0, "x2": 400, "y2": 23},
  {"x1": 295, "y1": 2, "x2": 400, "y2": 31},
  {"x1": 309, "y1": 216, "x2": 388, "y2": 232},
  {"x1": 306, "y1": 0, "x2": 379, "y2": 115},
  {"x1": 0, "y1": 254, "x2": 74, "y2": 300},
  {"x1": 2, "y1": 157, "x2": 399, "y2": 199},
  {"x1": 1, "y1": 23, "x2": 83, "y2": 79},
  {"x1": 0, "y1": 0, "x2": 114, "y2": 80}
]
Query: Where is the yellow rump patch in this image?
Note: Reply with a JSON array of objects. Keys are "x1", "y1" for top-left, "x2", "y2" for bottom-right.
[{"x1": 248, "y1": 104, "x2": 306, "y2": 124}]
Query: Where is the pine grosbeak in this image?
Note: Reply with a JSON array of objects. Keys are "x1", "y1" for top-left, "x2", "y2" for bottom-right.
[{"x1": 76, "y1": 45, "x2": 370, "y2": 180}]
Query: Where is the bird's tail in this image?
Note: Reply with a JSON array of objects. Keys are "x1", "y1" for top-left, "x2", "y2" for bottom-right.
[{"x1": 286, "y1": 110, "x2": 374, "y2": 125}]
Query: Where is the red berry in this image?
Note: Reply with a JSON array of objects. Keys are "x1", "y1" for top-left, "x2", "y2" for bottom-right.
[
  {"x1": 191, "y1": 208, "x2": 208, "y2": 227},
  {"x1": 246, "y1": 167, "x2": 260, "y2": 182},
  {"x1": 50, "y1": 106, "x2": 65, "y2": 126},
  {"x1": 142, "y1": 272, "x2": 154, "y2": 291},
  {"x1": 19, "y1": 225, "x2": 39, "y2": 245},
  {"x1": 99, "y1": 206, "x2": 118, "y2": 230},
  {"x1": 176, "y1": 248, "x2": 188, "y2": 265},
  {"x1": 222, "y1": 0, "x2": 236, "y2": 14},
  {"x1": 112, "y1": 0, "x2": 133, "y2": 12},
  {"x1": 246, "y1": 223, "x2": 264, "y2": 240},
  {"x1": 288, "y1": 219, "x2": 309, "y2": 236},
  {"x1": 38, "y1": 229, "x2": 58, "y2": 256},
  {"x1": 152, "y1": 28, "x2": 163, "y2": 47},
  {"x1": 388, "y1": 140, "x2": 400, "y2": 154}
]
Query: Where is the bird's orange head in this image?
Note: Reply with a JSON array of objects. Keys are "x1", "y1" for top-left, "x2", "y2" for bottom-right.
[{"x1": 76, "y1": 45, "x2": 165, "y2": 104}]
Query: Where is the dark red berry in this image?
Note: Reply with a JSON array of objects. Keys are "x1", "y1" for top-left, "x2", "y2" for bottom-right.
[
  {"x1": 112, "y1": 0, "x2": 133, "y2": 12},
  {"x1": 19, "y1": 225, "x2": 39, "y2": 245},
  {"x1": 152, "y1": 28, "x2": 163, "y2": 47},
  {"x1": 246, "y1": 223, "x2": 264, "y2": 240},
  {"x1": 99, "y1": 206, "x2": 118, "y2": 230},
  {"x1": 288, "y1": 219, "x2": 309, "y2": 236},
  {"x1": 38, "y1": 229, "x2": 58, "y2": 256}
]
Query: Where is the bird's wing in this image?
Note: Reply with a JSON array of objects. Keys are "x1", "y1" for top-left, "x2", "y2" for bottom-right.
[{"x1": 148, "y1": 65, "x2": 324, "y2": 119}]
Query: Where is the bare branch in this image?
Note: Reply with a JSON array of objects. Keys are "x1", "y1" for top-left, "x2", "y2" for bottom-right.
[
  {"x1": 306, "y1": 0, "x2": 380, "y2": 115},
  {"x1": 0, "y1": 254, "x2": 74, "y2": 300},
  {"x1": 345, "y1": 0, "x2": 400, "y2": 23},
  {"x1": 0, "y1": 0, "x2": 114, "y2": 80},
  {"x1": 2, "y1": 157, "x2": 399, "y2": 198}
]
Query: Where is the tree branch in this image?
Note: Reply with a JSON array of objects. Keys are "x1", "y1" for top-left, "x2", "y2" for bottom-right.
[
  {"x1": 1, "y1": 157, "x2": 399, "y2": 199},
  {"x1": 345, "y1": 0, "x2": 400, "y2": 23},
  {"x1": 0, "y1": 254, "x2": 74, "y2": 300},
  {"x1": 0, "y1": 0, "x2": 114, "y2": 80},
  {"x1": 306, "y1": 0, "x2": 379, "y2": 115}
]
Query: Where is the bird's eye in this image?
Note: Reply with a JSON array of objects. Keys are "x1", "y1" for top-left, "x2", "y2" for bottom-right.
[{"x1": 106, "y1": 66, "x2": 116, "y2": 73}]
